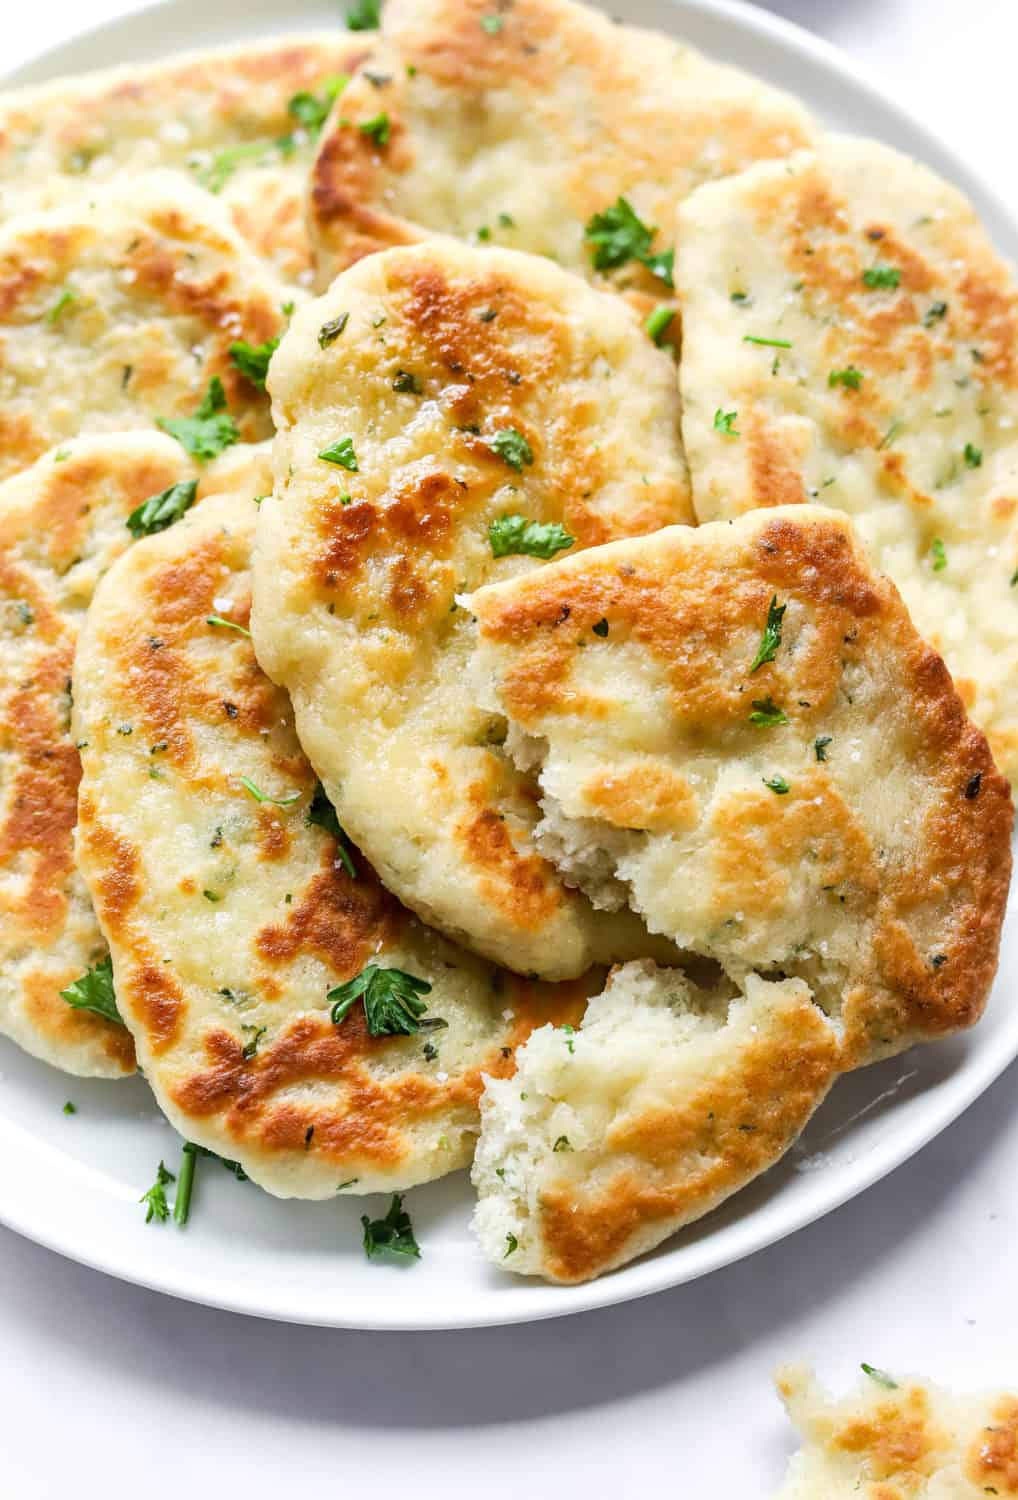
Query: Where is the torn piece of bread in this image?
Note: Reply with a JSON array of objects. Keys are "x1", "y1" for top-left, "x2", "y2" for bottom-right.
[
  {"x1": 0, "y1": 34, "x2": 374, "y2": 280},
  {"x1": 472, "y1": 959, "x2": 838, "y2": 1283},
  {"x1": 0, "y1": 171, "x2": 285, "y2": 482},
  {"x1": 309, "y1": 0, "x2": 815, "y2": 302},
  {"x1": 464, "y1": 505, "x2": 1013, "y2": 1067},
  {"x1": 775, "y1": 1362, "x2": 1018, "y2": 1497},
  {"x1": 676, "y1": 136, "x2": 1018, "y2": 782},
  {"x1": 251, "y1": 240, "x2": 691, "y2": 981}
]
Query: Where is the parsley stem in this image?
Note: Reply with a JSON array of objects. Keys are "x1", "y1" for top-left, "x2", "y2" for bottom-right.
[{"x1": 174, "y1": 1143, "x2": 199, "y2": 1226}]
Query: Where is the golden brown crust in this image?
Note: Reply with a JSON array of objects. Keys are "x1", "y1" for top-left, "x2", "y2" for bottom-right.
[
  {"x1": 468, "y1": 506, "x2": 1012, "y2": 1064},
  {"x1": 73, "y1": 489, "x2": 587, "y2": 1194},
  {"x1": 308, "y1": 0, "x2": 814, "y2": 296}
]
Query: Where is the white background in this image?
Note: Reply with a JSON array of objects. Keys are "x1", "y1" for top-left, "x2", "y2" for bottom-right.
[{"x1": 4, "y1": 2, "x2": 1018, "y2": 1495}]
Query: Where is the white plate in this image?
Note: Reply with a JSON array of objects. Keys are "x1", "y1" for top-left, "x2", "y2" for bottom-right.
[{"x1": 2, "y1": 0, "x2": 1017, "y2": 1331}]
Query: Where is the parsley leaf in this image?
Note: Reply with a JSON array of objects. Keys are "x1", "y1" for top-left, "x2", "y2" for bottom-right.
[
  {"x1": 158, "y1": 377, "x2": 239, "y2": 461},
  {"x1": 346, "y1": 0, "x2": 381, "y2": 30},
  {"x1": 480, "y1": 13, "x2": 503, "y2": 32},
  {"x1": 713, "y1": 407, "x2": 739, "y2": 437},
  {"x1": 126, "y1": 479, "x2": 198, "y2": 539},
  {"x1": 861, "y1": 1363, "x2": 898, "y2": 1390},
  {"x1": 489, "y1": 427, "x2": 533, "y2": 471},
  {"x1": 239, "y1": 776, "x2": 301, "y2": 806},
  {"x1": 241, "y1": 1024, "x2": 267, "y2": 1061},
  {"x1": 749, "y1": 696, "x2": 788, "y2": 727},
  {"x1": 763, "y1": 775, "x2": 790, "y2": 795},
  {"x1": 814, "y1": 735, "x2": 832, "y2": 762},
  {"x1": 392, "y1": 368, "x2": 422, "y2": 394},
  {"x1": 963, "y1": 442, "x2": 983, "y2": 468},
  {"x1": 329, "y1": 964, "x2": 434, "y2": 1036},
  {"x1": 862, "y1": 266, "x2": 901, "y2": 290},
  {"x1": 583, "y1": 198, "x2": 674, "y2": 284},
  {"x1": 924, "y1": 300, "x2": 948, "y2": 327},
  {"x1": 306, "y1": 781, "x2": 356, "y2": 878},
  {"x1": 504, "y1": 1233, "x2": 519, "y2": 1257},
  {"x1": 553, "y1": 1136, "x2": 572, "y2": 1152},
  {"x1": 60, "y1": 954, "x2": 124, "y2": 1026},
  {"x1": 359, "y1": 112, "x2": 390, "y2": 146},
  {"x1": 63, "y1": 1101, "x2": 77, "y2": 1116},
  {"x1": 229, "y1": 337, "x2": 280, "y2": 389},
  {"x1": 319, "y1": 436, "x2": 359, "y2": 470},
  {"x1": 645, "y1": 305, "x2": 675, "y2": 345},
  {"x1": 195, "y1": 140, "x2": 276, "y2": 193},
  {"x1": 140, "y1": 1161, "x2": 175, "y2": 1224},
  {"x1": 592, "y1": 617, "x2": 610, "y2": 637},
  {"x1": 319, "y1": 312, "x2": 349, "y2": 348},
  {"x1": 186, "y1": 1142, "x2": 249, "y2": 1182},
  {"x1": 489, "y1": 514, "x2": 574, "y2": 559},
  {"x1": 930, "y1": 537, "x2": 947, "y2": 572},
  {"x1": 828, "y1": 366, "x2": 864, "y2": 390},
  {"x1": 286, "y1": 75, "x2": 348, "y2": 136},
  {"x1": 362, "y1": 1193, "x2": 421, "y2": 1260},
  {"x1": 749, "y1": 595, "x2": 786, "y2": 673}
]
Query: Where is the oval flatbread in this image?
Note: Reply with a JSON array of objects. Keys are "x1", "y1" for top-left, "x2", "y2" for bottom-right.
[
  {"x1": 676, "y1": 136, "x2": 1018, "y2": 782},
  {"x1": 0, "y1": 34, "x2": 373, "y2": 281},
  {"x1": 251, "y1": 240, "x2": 691, "y2": 980},
  {"x1": 0, "y1": 170, "x2": 285, "y2": 483},
  {"x1": 0, "y1": 433, "x2": 271, "y2": 1077},
  {"x1": 73, "y1": 488, "x2": 583, "y2": 1196},
  {"x1": 464, "y1": 504, "x2": 1013, "y2": 1066},
  {"x1": 308, "y1": 0, "x2": 815, "y2": 302}
]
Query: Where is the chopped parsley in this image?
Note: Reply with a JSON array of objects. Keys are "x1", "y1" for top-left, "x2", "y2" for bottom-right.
[
  {"x1": 158, "y1": 377, "x2": 238, "y2": 461},
  {"x1": 504, "y1": 1233, "x2": 519, "y2": 1257},
  {"x1": 359, "y1": 112, "x2": 391, "y2": 146},
  {"x1": 187, "y1": 1142, "x2": 249, "y2": 1182},
  {"x1": 743, "y1": 334, "x2": 791, "y2": 349},
  {"x1": 583, "y1": 197, "x2": 673, "y2": 284},
  {"x1": 141, "y1": 1161, "x2": 175, "y2": 1224},
  {"x1": 63, "y1": 1101, "x2": 77, "y2": 1116},
  {"x1": 480, "y1": 13, "x2": 503, "y2": 32},
  {"x1": 749, "y1": 595, "x2": 786, "y2": 673},
  {"x1": 963, "y1": 442, "x2": 983, "y2": 468},
  {"x1": 329, "y1": 964, "x2": 435, "y2": 1036},
  {"x1": 814, "y1": 735, "x2": 832, "y2": 762},
  {"x1": 489, "y1": 514, "x2": 574, "y2": 559},
  {"x1": 206, "y1": 613, "x2": 251, "y2": 636},
  {"x1": 361, "y1": 1194, "x2": 421, "y2": 1261},
  {"x1": 862, "y1": 266, "x2": 901, "y2": 290},
  {"x1": 392, "y1": 368, "x2": 422, "y2": 394},
  {"x1": 241, "y1": 1024, "x2": 267, "y2": 1061},
  {"x1": 553, "y1": 1136, "x2": 572, "y2": 1152},
  {"x1": 229, "y1": 337, "x2": 279, "y2": 389},
  {"x1": 489, "y1": 427, "x2": 533, "y2": 471},
  {"x1": 749, "y1": 696, "x2": 788, "y2": 727},
  {"x1": 828, "y1": 366, "x2": 863, "y2": 390},
  {"x1": 203, "y1": 890, "x2": 221, "y2": 903},
  {"x1": 346, "y1": 0, "x2": 381, "y2": 30},
  {"x1": 924, "y1": 300, "x2": 948, "y2": 327},
  {"x1": 306, "y1": 781, "x2": 356, "y2": 878},
  {"x1": 713, "y1": 407, "x2": 739, "y2": 437},
  {"x1": 930, "y1": 537, "x2": 947, "y2": 572},
  {"x1": 286, "y1": 75, "x2": 348, "y2": 136},
  {"x1": 965, "y1": 772, "x2": 983, "y2": 800},
  {"x1": 196, "y1": 140, "x2": 277, "y2": 193},
  {"x1": 319, "y1": 436, "x2": 359, "y2": 470},
  {"x1": 318, "y1": 312, "x2": 349, "y2": 348},
  {"x1": 60, "y1": 954, "x2": 124, "y2": 1026},
  {"x1": 861, "y1": 1363, "x2": 898, "y2": 1389},
  {"x1": 763, "y1": 775, "x2": 790, "y2": 795},
  {"x1": 47, "y1": 287, "x2": 77, "y2": 323},
  {"x1": 645, "y1": 305, "x2": 675, "y2": 345},
  {"x1": 592, "y1": 617, "x2": 610, "y2": 637},
  {"x1": 126, "y1": 479, "x2": 198, "y2": 539},
  {"x1": 239, "y1": 776, "x2": 301, "y2": 807}
]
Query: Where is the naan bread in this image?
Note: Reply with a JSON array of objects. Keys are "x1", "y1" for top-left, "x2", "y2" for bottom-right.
[
  {"x1": 0, "y1": 170, "x2": 285, "y2": 483},
  {"x1": 0, "y1": 433, "x2": 270, "y2": 1078},
  {"x1": 465, "y1": 505, "x2": 1012, "y2": 1067},
  {"x1": 473, "y1": 960, "x2": 838, "y2": 1283},
  {"x1": 308, "y1": 0, "x2": 815, "y2": 302},
  {"x1": 0, "y1": 34, "x2": 373, "y2": 281},
  {"x1": 251, "y1": 240, "x2": 691, "y2": 980},
  {"x1": 73, "y1": 489, "x2": 583, "y2": 1196},
  {"x1": 775, "y1": 1363, "x2": 1018, "y2": 1498},
  {"x1": 676, "y1": 136, "x2": 1018, "y2": 781}
]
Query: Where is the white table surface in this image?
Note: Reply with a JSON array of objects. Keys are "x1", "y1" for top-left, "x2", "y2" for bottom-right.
[{"x1": 4, "y1": 2, "x2": 1018, "y2": 1495}]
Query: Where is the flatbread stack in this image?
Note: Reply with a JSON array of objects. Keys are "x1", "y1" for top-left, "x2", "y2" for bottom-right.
[{"x1": 0, "y1": 0, "x2": 1013, "y2": 1287}]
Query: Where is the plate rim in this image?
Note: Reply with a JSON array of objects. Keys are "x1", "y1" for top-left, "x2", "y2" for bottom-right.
[{"x1": 1, "y1": 0, "x2": 1016, "y2": 1331}]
